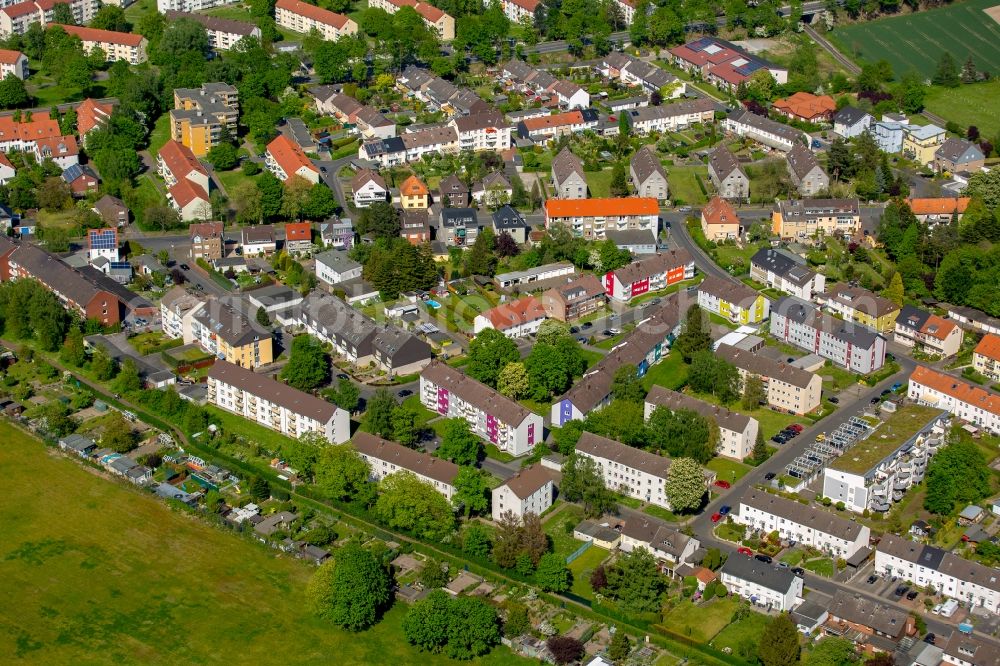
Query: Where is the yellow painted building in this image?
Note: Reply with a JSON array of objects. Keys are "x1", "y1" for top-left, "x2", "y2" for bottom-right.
[
  {"x1": 697, "y1": 276, "x2": 771, "y2": 324},
  {"x1": 400, "y1": 175, "x2": 430, "y2": 209},
  {"x1": 826, "y1": 285, "x2": 899, "y2": 334},
  {"x1": 902, "y1": 124, "x2": 946, "y2": 166},
  {"x1": 170, "y1": 84, "x2": 240, "y2": 157}
]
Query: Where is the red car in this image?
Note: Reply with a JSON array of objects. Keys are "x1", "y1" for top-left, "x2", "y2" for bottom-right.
[
  {"x1": 711, "y1": 512, "x2": 722, "y2": 523},
  {"x1": 714, "y1": 480, "x2": 732, "y2": 489},
  {"x1": 738, "y1": 547, "x2": 753, "y2": 556},
  {"x1": 789, "y1": 424, "x2": 804, "y2": 433}
]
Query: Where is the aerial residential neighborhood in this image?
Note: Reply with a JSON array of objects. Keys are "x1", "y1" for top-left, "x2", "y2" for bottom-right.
[{"x1": 2, "y1": 0, "x2": 1000, "y2": 663}]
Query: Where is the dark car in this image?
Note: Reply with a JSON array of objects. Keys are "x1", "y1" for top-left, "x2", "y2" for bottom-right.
[
  {"x1": 180, "y1": 263, "x2": 190, "y2": 271},
  {"x1": 771, "y1": 434, "x2": 788, "y2": 444},
  {"x1": 754, "y1": 554, "x2": 772, "y2": 563},
  {"x1": 871, "y1": 397, "x2": 881, "y2": 405},
  {"x1": 719, "y1": 505, "x2": 731, "y2": 516},
  {"x1": 791, "y1": 567, "x2": 805, "y2": 577},
  {"x1": 894, "y1": 585, "x2": 909, "y2": 596},
  {"x1": 577, "y1": 337, "x2": 588, "y2": 344},
  {"x1": 764, "y1": 472, "x2": 776, "y2": 481},
  {"x1": 582, "y1": 322, "x2": 592, "y2": 329},
  {"x1": 829, "y1": 396, "x2": 840, "y2": 404},
  {"x1": 867, "y1": 575, "x2": 878, "y2": 584},
  {"x1": 603, "y1": 330, "x2": 613, "y2": 336},
  {"x1": 881, "y1": 389, "x2": 892, "y2": 397},
  {"x1": 398, "y1": 389, "x2": 412, "y2": 397},
  {"x1": 924, "y1": 633, "x2": 936, "y2": 645},
  {"x1": 569, "y1": 326, "x2": 579, "y2": 334},
  {"x1": 907, "y1": 590, "x2": 919, "y2": 600},
  {"x1": 337, "y1": 373, "x2": 349, "y2": 380}
]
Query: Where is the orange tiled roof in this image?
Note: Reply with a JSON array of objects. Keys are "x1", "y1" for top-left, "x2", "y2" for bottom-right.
[
  {"x1": 266, "y1": 134, "x2": 319, "y2": 183},
  {"x1": 910, "y1": 365, "x2": 1000, "y2": 416},
  {"x1": 545, "y1": 197, "x2": 659, "y2": 218},
  {"x1": 169, "y1": 178, "x2": 209, "y2": 208},
  {"x1": 482, "y1": 295, "x2": 547, "y2": 330},
  {"x1": 773, "y1": 92, "x2": 836, "y2": 121},
  {"x1": 159, "y1": 139, "x2": 208, "y2": 180},
  {"x1": 974, "y1": 334, "x2": 1000, "y2": 362},
  {"x1": 400, "y1": 174, "x2": 429, "y2": 196},
  {"x1": 918, "y1": 313, "x2": 957, "y2": 341},
  {"x1": 52, "y1": 24, "x2": 146, "y2": 47},
  {"x1": 0, "y1": 113, "x2": 60, "y2": 144},
  {"x1": 702, "y1": 196, "x2": 738, "y2": 226},
  {"x1": 76, "y1": 98, "x2": 113, "y2": 136},
  {"x1": 285, "y1": 222, "x2": 312, "y2": 240},
  {"x1": 521, "y1": 110, "x2": 585, "y2": 131},
  {"x1": 906, "y1": 197, "x2": 970, "y2": 216},
  {"x1": 0, "y1": 153, "x2": 13, "y2": 169},
  {"x1": 0, "y1": 48, "x2": 24, "y2": 65},
  {"x1": 275, "y1": 0, "x2": 352, "y2": 28},
  {"x1": 35, "y1": 135, "x2": 78, "y2": 158}
]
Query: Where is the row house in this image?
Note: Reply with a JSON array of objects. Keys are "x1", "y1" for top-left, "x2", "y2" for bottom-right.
[
  {"x1": 310, "y1": 88, "x2": 395, "y2": 139},
  {"x1": 53, "y1": 24, "x2": 147, "y2": 64},
  {"x1": 157, "y1": 0, "x2": 240, "y2": 11},
  {"x1": 189, "y1": 298, "x2": 274, "y2": 368},
  {"x1": 942, "y1": 631, "x2": 998, "y2": 666},
  {"x1": 158, "y1": 139, "x2": 212, "y2": 222},
  {"x1": 619, "y1": 516, "x2": 700, "y2": 576},
  {"x1": 624, "y1": 98, "x2": 715, "y2": 135},
  {"x1": 207, "y1": 360, "x2": 350, "y2": 443},
  {"x1": 630, "y1": 146, "x2": 669, "y2": 200},
  {"x1": 0, "y1": 0, "x2": 99, "y2": 38},
  {"x1": 707, "y1": 145, "x2": 750, "y2": 201},
  {"x1": 825, "y1": 284, "x2": 900, "y2": 334},
  {"x1": 749, "y1": 248, "x2": 825, "y2": 301},
  {"x1": 541, "y1": 274, "x2": 606, "y2": 322},
  {"x1": 500, "y1": 59, "x2": 590, "y2": 109},
  {"x1": 720, "y1": 555, "x2": 802, "y2": 612},
  {"x1": 823, "y1": 405, "x2": 947, "y2": 514},
  {"x1": 645, "y1": 385, "x2": 758, "y2": 461},
  {"x1": 353, "y1": 432, "x2": 459, "y2": 500},
  {"x1": 697, "y1": 275, "x2": 770, "y2": 325},
  {"x1": 473, "y1": 295, "x2": 547, "y2": 339},
  {"x1": 603, "y1": 248, "x2": 694, "y2": 302},
  {"x1": 944, "y1": 303, "x2": 1000, "y2": 337},
  {"x1": 33, "y1": 134, "x2": 78, "y2": 169},
  {"x1": 598, "y1": 53, "x2": 684, "y2": 96},
  {"x1": 401, "y1": 125, "x2": 459, "y2": 161},
  {"x1": 906, "y1": 197, "x2": 970, "y2": 224},
  {"x1": 350, "y1": 169, "x2": 388, "y2": 208},
  {"x1": 545, "y1": 196, "x2": 660, "y2": 243},
  {"x1": 551, "y1": 293, "x2": 686, "y2": 424},
  {"x1": 875, "y1": 533, "x2": 1000, "y2": 613},
  {"x1": 0, "y1": 111, "x2": 61, "y2": 153},
  {"x1": 771, "y1": 198, "x2": 861, "y2": 242},
  {"x1": 358, "y1": 136, "x2": 406, "y2": 168},
  {"x1": 786, "y1": 143, "x2": 829, "y2": 197},
  {"x1": 367, "y1": 0, "x2": 454, "y2": 40},
  {"x1": 164, "y1": 11, "x2": 261, "y2": 50},
  {"x1": 724, "y1": 109, "x2": 805, "y2": 152},
  {"x1": 0, "y1": 48, "x2": 27, "y2": 79},
  {"x1": 734, "y1": 489, "x2": 871, "y2": 559},
  {"x1": 715, "y1": 343, "x2": 822, "y2": 415},
  {"x1": 491, "y1": 464, "x2": 554, "y2": 521},
  {"x1": 893, "y1": 305, "x2": 963, "y2": 357},
  {"x1": 770, "y1": 296, "x2": 887, "y2": 374},
  {"x1": 171, "y1": 82, "x2": 239, "y2": 157},
  {"x1": 450, "y1": 108, "x2": 511, "y2": 153},
  {"x1": 823, "y1": 590, "x2": 915, "y2": 650},
  {"x1": 397, "y1": 65, "x2": 489, "y2": 115},
  {"x1": 973, "y1": 334, "x2": 1000, "y2": 382},
  {"x1": 550, "y1": 147, "x2": 587, "y2": 199},
  {"x1": 907, "y1": 365, "x2": 1000, "y2": 435},
  {"x1": 494, "y1": 262, "x2": 575, "y2": 290},
  {"x1": 700, "y1": 195, "x2": 740, "y2": 241},
  {"x1": 576, "y1": 432, "x2": 698, "y2": 510},
  {"x1": 265, "y1": 134, "x2": 320, "y2": 184},
  {"x1": 275, "y1": 0, "x2": 358, "y2": 40},
  {"x1": 76, "y1": 97, "x2": 113, "y2": 147},
  {"x1": 669, "y1": 36, "x2": 788, "y2": 91},
  {"x1": 419, "y1": 361, "x2": 543, "y2": 456},
  {"x1": 516, "y1": 108, "x2": 599, "y2": 143}
]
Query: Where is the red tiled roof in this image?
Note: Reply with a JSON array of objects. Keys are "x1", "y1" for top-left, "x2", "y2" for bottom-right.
[
  {"x1": 266, "y1": 134, "x2": 319, "y2": 183},
  {"x1": 35, "y1": 135, "x2": 78, "y2": 158},
  {"x1": 702, "y1": 196, "x2": 738, "y2": 226},
  {"x1": 910, "y1": 365, "x2": 1000, "y2": 416},
  {"x1": 51, "y1": 24, "x2": 146, "y2": 47},
  {"x1": 0, "y1": 48, "x2": 24, "y2": 65},
  {"x1": 400, "y1": 174, "x2": 429, "y2": 196},
  {"x1": 521, "y1": 110, "x2": 585, "y2": 131},
  {"x1": 481, "y1": 295, "x2": 546, "y2": 330},
  {"x1": 158, "y1": 139, "x2": 208, "y2": 181},
  {"x1": 0, "y1": 153, "x2": 13, "y2": 169},
  {"x1": 275, "y1": 0, "x2": 352, "y2": 28},
  {"x1": 772, "y1": 92, "x2": 836, "y2": 121},
  {"x1": 545, "y1": 197, "x2": 659, "y2": 218},
  {"x1": 906, "y1": 197, "x2": 970, "y2": 216},
  {"x1": 506, "y1": 0, "x2": 540, "y2": 11},
  {"x1": 169, "y1": 178, "x2": 209, "y2": 208},
  {"x1": 975, "y1": 334, "x2": 1000, "y2": 362},
  {"x1": 0, "y1": 1, "x2": 41, "y2": 19},
  {"x1": 0, "y1": 113, "x2": 60, "y2": 144},
  {"x1": 76, "y1": 98, "x2": 113, "y2": 136},
  {"x1": 285, "y1": 222, "x2": 312, "y2": 241}
]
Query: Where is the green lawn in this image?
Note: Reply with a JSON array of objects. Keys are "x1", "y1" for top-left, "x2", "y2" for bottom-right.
[
  {"x1": 205, "y1": 404, "x2": 302, "y2": 451},
  {"x1": 148, "y1": 113, "x2": 172, "y2": 156},
  {"x1": 132, "y1": 175, "x2": 167, "y2": 229},
  {"x1": 585, "y1": 169, "x2": 615, "y2": 198},
  {"x1": 580, "y1": 348, "x2": 605, "y2": 369},
  {"x1": 829, "y1": 0, "x2": 1000, "y2": 79},
  {"x1": 28, "y1": 77, "x2": 106, "y2": 107},
  {"x1": 568, "y1": 546, "x2": 609, "y2": 600},
  {"x1": 779, "y1": 550, "x2": 804, "y2": 566},
  {"x1": 402, "y1": 395, "x2": 437, "y2": 429},
  {"x1": 802, "y1": 557, "x2": 834, "y2": 577},
  {"x1": 925, "y1": 80, "x2": 1000, "y2": 139},
  {"x1": 484, "y1": 444, "x2": 516, "y2": 463},
  {"x1": 710, "y1": 612, "x2": 769, "y2": 656},
  {"x1": 690, "y1": 390, "x2": 798, "y2": 440},
  {"x1": 216, "y1": 166, "x2": 258, "y2": 197},
  {"x1": 543, "y1": 504, "x2": 586, "y2": 560},
  {"x1": 37, "y1": 209, "x2": 79, "y2": 233},
  {"x1": 667, "y1": 165, "x2": 709, "y2": 206},
  {"x1": 659, "y1": 598, "x2": 738, "y2": 643},
  {"x1": 706, "y1": 458, "x2": 751, "y2": 485},
  {"x1": 640, "y1": 353, "x2": 688, "y2": 392},
  {"x1": 0, "y1": 422, "x2": 528, "y2": 664},
  {"x1": 643, "y1": 505, "x2": 681, "y2": 522}
]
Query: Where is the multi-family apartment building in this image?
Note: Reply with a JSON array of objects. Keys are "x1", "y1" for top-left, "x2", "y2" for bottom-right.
[
  {"x1": 157, "y1": 0, "x2": 239, "y2": 11},
  {"x1": 275, "y1": 0, "x2": 358, "y2": 39},
  {"x1": 720, "y1": 555, "x2": 803, "y2": 612},
  {"x1": 697, "y1": 275, "x2": 769, "y2": 325},
  {"x1": 700, "y1": 195, "x2": 740, "y2": 241},
  {"x1": 735, "y1": 489, "x2": 871, "y2": 559},
  {"x1": 350, "y1": 169, "x2": 387, "y2": 208},
  {"x1": 541, "y1": 274, "x2": 606, "y2": 322},
  {"x1": 869, "y1": 113, "x2": 909, "y2": 153},
  {"x1": 157, "y1": 139, "x2": 212, "y2": 221},
  {"x1": 159, "y1": 286, "x2": 206, "y2": 341},
  {"x1": 450, "y1": 108, "x2": 511, "y2": 153},
  {"x1": 619, "y1": 516, "x2": 700, "y2": 576},
  {"x1": 164, "y1": 11, "x2": 261, "y2": 50},
  {"x1": 750, "y1": 248, "x2": 825, "y2": 301},
  {"x1": 908, "y1": 365, "x2": 1000, "y2": 435},
  {"x1": 669, "y1": 36, "x2": 788, "y2": 91},
  {"x1": 0, "y1": 48, "x2": 27, "y2": 79},
  {"x1": 707, "y1": 145, "x2": 750, "y2": 201},
  {"x1": 170, "y1": 83, "x2": 239, "y2": 156},
  {"x1": 420, "y1": 361, "x2": 542, "y2": 456},
  {"x1": 575, "y1": 431, "x2": 674, "y2": 509},
  {"x1": 624, "y1": 98, "x2": 715, "y2": 134},
  {"x1": 189, "y1": 299, "x2": 273, "y2": 368},
  {"x1": 645, "y1": 385, "x2": 758, "y2": 460},
  {"x1": 630, "y1": 146, "x2": 669, "y2": 200},
  {"x1": 822, "y1": 404, "x2": 947, "y2": 514},
  {"x1": 551, "y1": 147, "x2": 587, "y2": 199},
  {"x1": 771, "y1": 198, "x2": 861, "y2": 241},
  {"x1": 516, "y1": 109, "x2": 599, "y2": 143},
  {"x1": 473, "y1": 295, "x2": 547, "y2": 338},
  {"x1": 353, "y1": 432, "x2": 458, "y2": 500},
  {"x1": 0, "y1": 110, "x2": 62, "y2": 152},
  {"x1": 603, "y1": 248, "x2": 694, "y2": 302},
  {"x1": 0, "y1": 0, "x2": 99, "y2": 38},
  {"x1": 265, "y1": 134, "x2": 320, "y2": 184},
  {"x1": 544, "y1": 197, "x2": 659, "y2": 242},
  {"x1": 771, "y1": 296, "x2": 887, "y2": 373},
  {"x1": 902, "y1": 124, "x2": 946, "y2": 166},
  {"x1": 207, "y1": 360, "x2": 349, "y2": 443},
  {"x1": 825, "y1": 285, "x2": 900, "y2": 334},
  {"x1": 875, "y1": 533, "x2": 1000, "y2": 613},
  {"x1": 491, "y1": 464, "x2": 554, "y2": 521},
  {"x1": 189, "y1": 221, "x2": 224, "y2": 261},
  {"x1": 367, "y1": 0, "x2": 454, "y2": 40},
  {"x1": 724, "y1": 109, "x2": 805, "y2": 152},
  {"x1": 52, "y1": 24, "x2": 147, "y2": 63},
  {"x1": 398, "y1": 125, "x2": 459, "y2": 161},
  {"x1": 786, "y1": 143, "x2": 829, "y2": 197},
  {"x1": 497, "y1": 0, "x2": 537, "y2": 22},
  {"x1": 973, "y1": 334, "x2": 1000, "y2": 382},
  {"x1": 716, "y1": 343, "x2": 822, "y2": 415},
  {"x1": 437, "y1": 208, "x2": 480, "y2": 246},
  {"x1": 894, "y1": 305, "x2": 963, "y2": 358}
]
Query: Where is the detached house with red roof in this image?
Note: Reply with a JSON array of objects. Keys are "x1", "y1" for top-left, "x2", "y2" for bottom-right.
[
  {"x1": 604, "y1": 249, "x2": 695, "y2": 302},
  {"x1": 700, "y1": 196, "x2": 739, "y2": 241},
  {"x1": 908, "y1": 365, "x2": 1000, "y2": 435},
  {"x1": 33, "y1": 134, "x2": 78, "y2": 169},
  {"x1": 283, "y1": 222, "x2": 312, "y2": 254},
  {"x1": 0, "y1": 48, "x2": 27, "y2": 79},
  {"x1": 76, "y1": 98, "x2": 113, "y2": 146},
  {"x1": 473, "y1": 295, "x2": 548, "y2": 338},
  {"x1": 894, "y1": 305, "x2": 963, "y2": 358},
  {"x1": 265, "y1": 134, "x2": 320, "y2": 184},
  {"x1": 275, "y1": 0, "x2": 358, "y2": 40},
  {"x1": 772, "y1": 92, "x2": 836, "y2": 123}
]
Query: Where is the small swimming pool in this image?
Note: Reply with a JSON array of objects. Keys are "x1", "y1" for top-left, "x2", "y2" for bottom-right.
[{"x1": 425, "y1": 299, "x2": 442, "y2": 309}]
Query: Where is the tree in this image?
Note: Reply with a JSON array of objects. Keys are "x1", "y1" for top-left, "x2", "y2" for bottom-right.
[
  {"x1": 467, "y1": 226, "x2": 498, "y2": 276},
  {"x1": 467, "y1": 328, "x2": 519, "y2": 388},
  {"x1": 0, "y1": 74, "x2": 29, "y2": 109},
  {"x1": 90, "y1": 5, "x2": 131, "y2": 31},
  {"x1": 248, "y1": 475, "x2": 271, "y2": 501},
  {"x1": 742, "y1": 374, "x2": 766, "y2": 410},
  {"x1": 759, "y1": 613, "x2": 800, "y2": 666},
  {"x1": 688, "y1": 351, "x2": 741, "y2": 404},
  {"x1": 610, "y1": 162, "x2": 628, "y2": 197},
  {"x1": 548, "y1": 636, "x2": 584, "y2": 665},
  {"x1": 964, "y1": 169, "x2": 1000, "y2": 208},
  {"x1": 611, "y1": 364, "x2": 646, "y2": 403},
  {"x1": 604, "y1": 547, "x2": 665, "y2": 613},
  {"x1": 419, "y1": 558, "x2": 450, "y2": 589},
  {"x1": 364, "y1": 388, "x2": 397, "y2": 438},
  {"x1": 258, "y1": 171, "x2": 284, "y2": 220},
  {"x1": 357, "y1": 202, "x2": 400, "y2": 239},
  {"x1": 206, "y1": 142, "x2": 238, "y2": 170},
  {"x1": 932, "y1": 51, "x2": 960, "y2": 88},
  {"x1": 256, "y1": 306, "x2": 271, "y2": 328},
  {"x1": 751, "y1": 431, "x2": 769, "y2": 465},
  {"x1": 665, "y1": 457, "x2": 705, "y2": 513},
  {"x1": 402, "y1": 589, "x2": 453, "y2": 654},
  {"x1": 392, "y1": 408, "x2": 419, "y2": 447},
  {"x1": 590, "y1": 564, "x2": 607, "y2": 591},
  {"x1": 608, "y1": 630, "x2": 630, "y2": 664},
  {"x1": 60, "y1": 326, "x2": 86, "y2": 367},
  {"x1": 885, "y1": 271, "x2": 904, "y2": 305},
  {"x1": 303, "y1": 184, "x2": 339, "y2": 220},
  {"x1": 403, "y1": 590, "x2": 500, "y2": 659},
  {"x1": 307, "y1": 542, "x2": 392, "y2": 631},
  {"x1": 314, "y1": 445, "x2": 371, "y2": 502},
  {"x1": 113, "y1": 358, "x2": 142, "y2": 394},
  {"x1": 453, "y1": 466, "x2": 489, "y2": 517},
  {"x1": 492, "y1": 511, "x2": 547, "y2": 568},
  {"x1": 502, "y1": 600, "x2": 530, "y2": 638},
  {"x1": 280, "y1": 334, "x2": 329, "y2": 391},
  {"x1": 495, "y1": 232, "x2": 519, "y2": 258},
  {"x1": 375, "y1": 472, "x2": 456, "y2": 540},
  {"x1": 437, "y1": 418, "x2": 482, "y2": 466},
  {"x1": 703, "y1": 547, "x2": 726, "y2": 571},
  {"x1": 559, "y1": 453, "x2": 616, "y2": 517},
  {"x1": 673, "y1": 304, "x2": 711, "y2": 362},
  {"x1": 101, "y1": 411, "x2": 136, "y2": 453},
  {"x1": 804, "y1": 637, "x2": 859, "y2": 666},
  {"x1": 646, "y1": 407, "x2": 715, "y2": 463},
  {"x1": 497, "y1": 361, "x2": 529, "y2": 400},
  {"x1": 535, "y1": 553, "x2": 571, "y2": 592},
  {"x1": 924, "y1": 431, "x2": 992, "y2": 514},
  {"x1": 51, "y1": 2, "x2": 74, "y2": 24},
  {"x1": 462, "y1": 523, "x2": 492, "y2": 559},
  {"x1": 326, "y1": 377, "x2": 360, "y2": 413},
  {"x1": 90, "y1": 346, "x2": 117, "y2": 381},
  {"x1": 961, "y1": 55, "x2": 978, "y2": 84}
]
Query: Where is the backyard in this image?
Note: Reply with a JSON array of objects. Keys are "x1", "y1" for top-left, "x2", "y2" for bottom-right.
[
  {"x1": 543, "y1": 504, "x2": 587, "y2": 560},
  {"x1": 667, "y1": 165, "x2": 709, "y2": 206},
  {"x1": 0, "y1": 423, "x2": 527, "y2": 664},
  {"x1": 659, "y1": 597, "x2": 740, "y2": 643}
]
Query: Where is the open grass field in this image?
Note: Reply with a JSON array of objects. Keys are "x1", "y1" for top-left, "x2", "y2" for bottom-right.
[
  {"x1": 925, "y1": 80, "x2": 1000, "y2": 138},
  {"x1": 659, "y1": 598, "x2": 739, "y2": 643},
  {"x1": 710, "y1": 611, "x2": 768, "y2": 656},
  {"x1": 543, "y1": 504, "x2": 587, "y2": 560},
  {"x1": 830, "y1": 0, "x2": 1000, "y2": 79},
  {"x1": 585, "y1": 169, "x2": 615, "y2": 198},
  {"x1": 667, "y1": 165, "x2": 709, "y2": 206},
  {"x1": 568, "y1": 546, "x2": 609, "y2": 600},
  {"x1": 0, "y1": 423, "x2": 527, "y2": 664}
]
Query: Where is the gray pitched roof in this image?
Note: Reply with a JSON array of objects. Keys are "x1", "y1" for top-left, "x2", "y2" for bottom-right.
[
  {"x1": 697, "y1": 275, "x2": 761, "y2": 309},
  {"x1": 739, "y1": 489, "x2": 865, "y2": 541},
  {"x1": 826, "y1": 285, "x2": 900, "y2": 319},
  {"x1": 193, "y1": 300, "x2": 270, "y2": 347},
  {"x1": 716, "y1": 343, "x2": 816, "y2": 389},
  {"x1": 878, "y1": 533, "x2": 1000, "y2": 594},
  {"x1": 421, "y1": 361, "x2": 535, "y2": 426},
  {"x1": 630, "y1": 146, "x2": 667, "y2": 185},
  {"x1": 551, "y1": 147, "x2": 585, "y2": 187},
  {"x1": 750, "y1": 248, "x2": 817, "y2": 288},
  {"x1": 727, "y1": 109, "x2": 805, "y2": 144},
  {"x1": 720, "y1": 554, "x2": 798, "y2": 593},
  {"x1": 315, "y1": 249, "x2": 361, "y2": 275},
  {"x1": 208, "y1": 360, "x2": 342, "y2": 424},
  {"x1": 827, "y1": 590, "x2": 910, "y2": 636},
  {"x1": 708, "y1": 146, "x2": 744, "y2": 181},
  {"x1": 576, "y1": 431, "x2": 671, "y2": 478},
  {"x1": 786, "y1": 143, "x2": 823, "y2": 180},
  {"x1": 772, "y1": 295, "x2": 884, "y2": 349},
  {"x1": 832, "y1": 106, "x2": 870, "y2": 127},
  {"x1": 936, "y1": 137, "x2": 984, "y2": 164},
  {"x1": 353, "y1": 432, "x2": 459, "y2": 485},
  {"x1": 620, "y1": 516, "x2": 691, "y2": 556},
  {"x1": 645, "y1": 385, "x2": 753, "y2": 434}
]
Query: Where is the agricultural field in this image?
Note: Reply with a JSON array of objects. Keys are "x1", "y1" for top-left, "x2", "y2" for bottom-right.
[
  {"x1": 925, "y1": 80, "x2": 1000, "y2": 139},
  {"x1": 0, "y1": 423, "x2": 526, "y2": 665},
  {"x1": 830, "y1": 0, "x2": 1000, "y2": 79}
]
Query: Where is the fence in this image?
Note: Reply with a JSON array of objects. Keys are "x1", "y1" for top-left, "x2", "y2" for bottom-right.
[{"x1": 565, "y1": 539, "x2": 592, "y2": 564}]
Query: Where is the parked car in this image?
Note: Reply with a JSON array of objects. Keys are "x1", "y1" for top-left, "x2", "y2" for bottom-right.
[
  {"x1": 867, "y1": 575, "x2": 878, "y2": 584},
  {"x1": 764, "y1": 472, "x2": 776, "y2": 481},
  {"x1": 894, "y1": 585, "x2": 909, "y2": 596},
  {"x1": 907, "y1": 590, "x2": 919, "y2": 600},
  {"x1": 337, "y1": 373, "x2": 349, "y2": 380},
  {"x1": 791, "y1": 567, "x2": 805, "y2": 577},
  {"x1": 719, "y1": 505, "x2": 731, "y2": 515},
  {"x1": 569, "y1": 326, "x2": 579, "y2": 334},
  {"x1": 577, "y1": 337, "x2": 588, "y2": 344},
  {"x1": 179, "y1": 263, "x2": 190, "y2": 271},
  {"x1": 603, "y1": 329, "x2": 613, "y2": 336},
  {"x1": 871, "y1": 397, "x2": 881, "y2": 405},
  {"x1": 924, "y1": 633, "x2": 936, "y2": 645},
  {"x1": 398, "y1": 389, "x2": 412, "y2": 397},
  {"x1": 891, "y1": 382, "x2": 903, "y2": 391},
  {"x1": 714, "y1": 480, "x2": 731, "y2": 489},
  {"x1": 737, "y1": 547, "x2": 753, "y2": 556},
  {"x1": 581, "y1": 322, "x2": 593, "y2": 329},
  {"x1": 788, "y1": 424, "x2": 804, "y2": 433},
  {"x1": 609, "y1": 328, "x2": 621, "y2": 335},
  {"x1": 829, "y1": 396, "x2": 840, "y2": 404},
  {"x1": 880, "y1": 389, "x2": 892, "y2": 397},
  {"x1": 754, "y1": 554, "x2": 772, "y2": 563},
  {"x1": 772, "y1": 434, "x2": 788, "y2": 444},
  {"x1": 711, "y1": 512, "x2": 722, "y2": 523},
  {"x1": 778, "y1": 562, "x2": 789, "y2": 568}
]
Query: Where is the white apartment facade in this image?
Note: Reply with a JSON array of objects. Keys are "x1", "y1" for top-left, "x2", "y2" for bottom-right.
[
  {"x1": 159, "y1": 286, "x2": 206, "y2": 341},
  {"x1": 575, "y1": 432, "x2": 673, "y2": 509},
  {"x1": 275, "y1": 0, "x2": 358, "y2": 40},
  {"x1": 716, "y1": 343, "x2": 822, "y2": 415},
  {"x1": 771, "y1": 296, "x2": 887, "y2": 374},
  {"x1": 720, "y1": 556, "x2": 803, "y2": 611},
  {"x1": 491, "y1": 464, "x2": 554, "y2": 521},
  {"x1": 353, "y1": 432, "x2": 458, "y2": 501},
  {"x1": 908, "y1": 365, "x2": 1000, "y2": 435},
  {"x1": 644, "y1": 385, "x2": 758, "y2": 461}
]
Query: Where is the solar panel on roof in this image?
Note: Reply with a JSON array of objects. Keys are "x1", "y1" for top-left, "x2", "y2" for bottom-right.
[
  {"x1": 109, "y1": 262, "x2": 131, "y2": 270},
  {"x1": 89, "y1": 230, "x2": 117, "y2": 250}
]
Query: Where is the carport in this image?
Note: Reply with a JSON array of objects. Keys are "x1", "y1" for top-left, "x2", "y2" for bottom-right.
[{"x1": 845, "y1": 546, "x2": 872, "y2": 570}]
